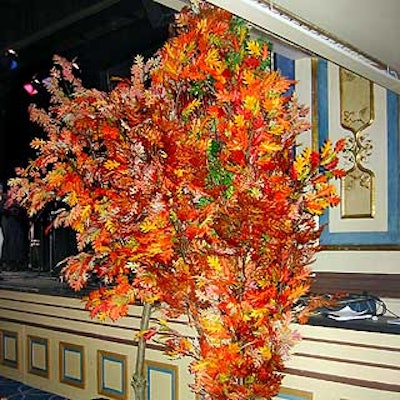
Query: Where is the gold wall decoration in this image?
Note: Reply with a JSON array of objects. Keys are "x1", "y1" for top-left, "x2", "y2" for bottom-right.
[{"x1": 339, "y1": 68, "x2": 375, "y2": 218}]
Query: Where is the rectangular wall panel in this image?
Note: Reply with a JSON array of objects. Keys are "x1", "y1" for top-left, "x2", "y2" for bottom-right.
[
  {"x1": 146, "y1": 360, "x2": 178, "y2": 400},
  {"x1": 28, "y1": 335, "x2": 49, "y2": 378},
  {"x1": 1, "y1": 330, "x2": 18, "y2": 369},
  {"x1": 59, "y1": 342, "x2": 85, "y2": 388},
  {"x1": 97, "y1": 350, "x2": 127, "y2": 400}
]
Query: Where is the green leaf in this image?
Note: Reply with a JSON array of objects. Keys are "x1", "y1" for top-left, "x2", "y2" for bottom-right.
[{"x1": 197, "y1": 196, "x2": 214, "y2": 207}]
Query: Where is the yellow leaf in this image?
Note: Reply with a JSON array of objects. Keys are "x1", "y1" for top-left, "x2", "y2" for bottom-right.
[
  {"x1": 294, "y1": 148, "x2": 311, "y2": 180},
  {"x1": 159, "y1": 150, "x2": 167, "y2": 158},
  {"x1": 259, "y1": 345, "x2": 272, "y2": 360},
  {"x1": 183, "y1": 98, "x2": 201, "y2": 118},
  {"x1": 246, "y1": 40, "x2": 261, "y2": 57},
  {"x1": 304, "y1": 199, "x2": 328, "y2": 215},
  {"x1": 243, "y1": 95, "x2": 260, "y2": 115},
  {"x1": 139, "y1": 218, "x2": 158, "y2": 233},
  {"x1": 233, "y1": 114, "x2": 246, "y2": 128},
  {"x1": 207, "y1": 255, "x2": 222, "y2": 272},
  {"x1": 243, "y1": 70, "x2": 255, "y2": 86},
  {"x1": 46, "y1": 169, "x2": 65, "y2": 187},
  {"x1": 105, "y1": 219, "x2": 116, "y2": 233},
  {"x1": 199, "y1": 214, "x2": 213, "y2": 228},
  {"x1": 98, "y1": 312, "x2": 108, "y2": 322},
  {"x1": 196, "y1": 18, "x2": 207, "y2": 34},
  {"x1": 67, "y1": 190, "x2": 78, "y2": 206},
  {"x1": 104, "y1": 159, "x2": 120, "y2": 170},
  {"x1": 205, "y1": 48, "x2": 222, "y2": 70},
  {"x1": 146, "y1": 242, "x2": 165, "y2": 256},
  {"x1": 81, "y1": 204, "x2": 91, "y2": 221},
  {"x1": 174, "y1": 169, "x2": 185, "y2": 178},
  {"x1": 320, "y1": 140, "x2": 332, "y2": 159},
  {"x1": 200, "y1": 312, "x2": 229, "y2": 339},
  {"x1": 259, "y1": 141, "x2": 282, "y2": 153},
  {"x1": 269, "y1": 121, "x2": 284, "y2": 135},
  {"x1": 248, "y1": 187, "x2": 262, "y2": 199},
  {"x1": 190, "y1": 359, "x2": 210, "y2": 372}
]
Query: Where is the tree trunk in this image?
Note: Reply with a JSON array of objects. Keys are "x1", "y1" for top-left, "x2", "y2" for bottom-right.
[{"x1": 131, "y1": 302, "x2": 152, "y2": 400}]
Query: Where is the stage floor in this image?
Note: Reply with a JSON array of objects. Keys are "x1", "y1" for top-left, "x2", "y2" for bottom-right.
[
  {"x1": 0, "y1": 271, "x2": 398, "y2": 335},
  {"x1": 0, "y1": 270, "x2": 79, "y2": 297}
]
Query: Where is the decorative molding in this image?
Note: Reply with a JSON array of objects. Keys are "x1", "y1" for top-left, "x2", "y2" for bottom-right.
[
  {"x1": 294, "y1": 352, "x2": 400, "y2": 372},
  {"x1": 285, "y1": 367, "x2": 400, "y2": 393},
  {"x1": 27, "y1": 335, "x2": 49, "y2": 378},
  {"x1": 59, "y1": 342, "x2": 85, "y2": 388},
  {"x1": 277, "y1": 387, "x2": 313, "y2": 400},
  {"x1": 302, "y1": 336, "x2": 400, "y2": 353},
  {"x1": 318, "y1": 59, "x2": 400, "y2": 247},
  {"x1": 156, "y1": 0, "x2": 400, "y2": 93},
  {"x1": 340, "y1": 68, "x2": 375, "y2": 219},
  {"x1": 207, "y1": 0, "x2": 400, "y2": 94},
  {"x1": 97, "y1": 350, "x2": 127, "y2": 400},
  {"x1": 311, "y1": 57, "x2": 319, "y2": 152},
  {"x1": 0, "y1": 330, "x2": 18, "y2": 369}
]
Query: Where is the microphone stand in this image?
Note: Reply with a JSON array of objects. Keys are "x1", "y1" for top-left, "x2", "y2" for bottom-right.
[{"x1": 47, "y1": 207, "x2": 65, "y2": 277}]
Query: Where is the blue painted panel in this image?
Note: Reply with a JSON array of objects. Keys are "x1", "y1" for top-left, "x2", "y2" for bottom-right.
[{"x1": 274, "y1": 53, "x2": 295, "y2": 96}]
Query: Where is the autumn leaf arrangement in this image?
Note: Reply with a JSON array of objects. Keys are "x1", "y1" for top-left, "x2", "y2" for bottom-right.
[{"x1": 9, "y1": 2, "x2": 345, "y2": 400}]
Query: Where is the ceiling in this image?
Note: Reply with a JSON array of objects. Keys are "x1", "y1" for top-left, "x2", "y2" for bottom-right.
[
  {"x1": 273, "y1": 0, "x2": 400, "y2": 77},
  {"x1": 0, "y1": 0, "x2": 175, "y2": 91},
  {"x1": 156, "y1": 0, "x2": 400, "y2": 91},
  {"x1": 1, "y1": 0, "x2": 399, "y2": 96}
]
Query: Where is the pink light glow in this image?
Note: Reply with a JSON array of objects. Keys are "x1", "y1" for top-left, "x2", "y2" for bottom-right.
[{"x1": 23, "y1": 82, "x2": 38, "y2": 95}]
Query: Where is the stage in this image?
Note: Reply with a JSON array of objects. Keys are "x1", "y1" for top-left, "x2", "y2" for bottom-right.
[
  {"x1": 0, "y1": 270, "x2": 78, "y2": 298},
  {"x1": 0, "y1": 271, "x2": 399, "y2": 399}
]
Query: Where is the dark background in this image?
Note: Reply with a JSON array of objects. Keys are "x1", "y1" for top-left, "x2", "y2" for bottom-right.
[{"x1": 0, "y1": 0, "x2": 175, "y2": 184}]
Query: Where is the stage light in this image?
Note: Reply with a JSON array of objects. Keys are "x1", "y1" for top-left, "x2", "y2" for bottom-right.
[
  {"x1": 23, "y1": 75, "x2": 52, "y2": 96},
  {"x1": 42, "y1": 76, "x2": 52, "y2": 88},
  {"x1": 1, "y1": 49, "x2": 19, "y2": 71},
  {"x1": 23, "y1": 82, "x2": 38, "y2": 96}
]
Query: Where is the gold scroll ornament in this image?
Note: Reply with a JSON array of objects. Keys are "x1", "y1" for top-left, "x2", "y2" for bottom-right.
[{"x1": 340, "y1": 68, "x2": 375, "y2": 218}]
